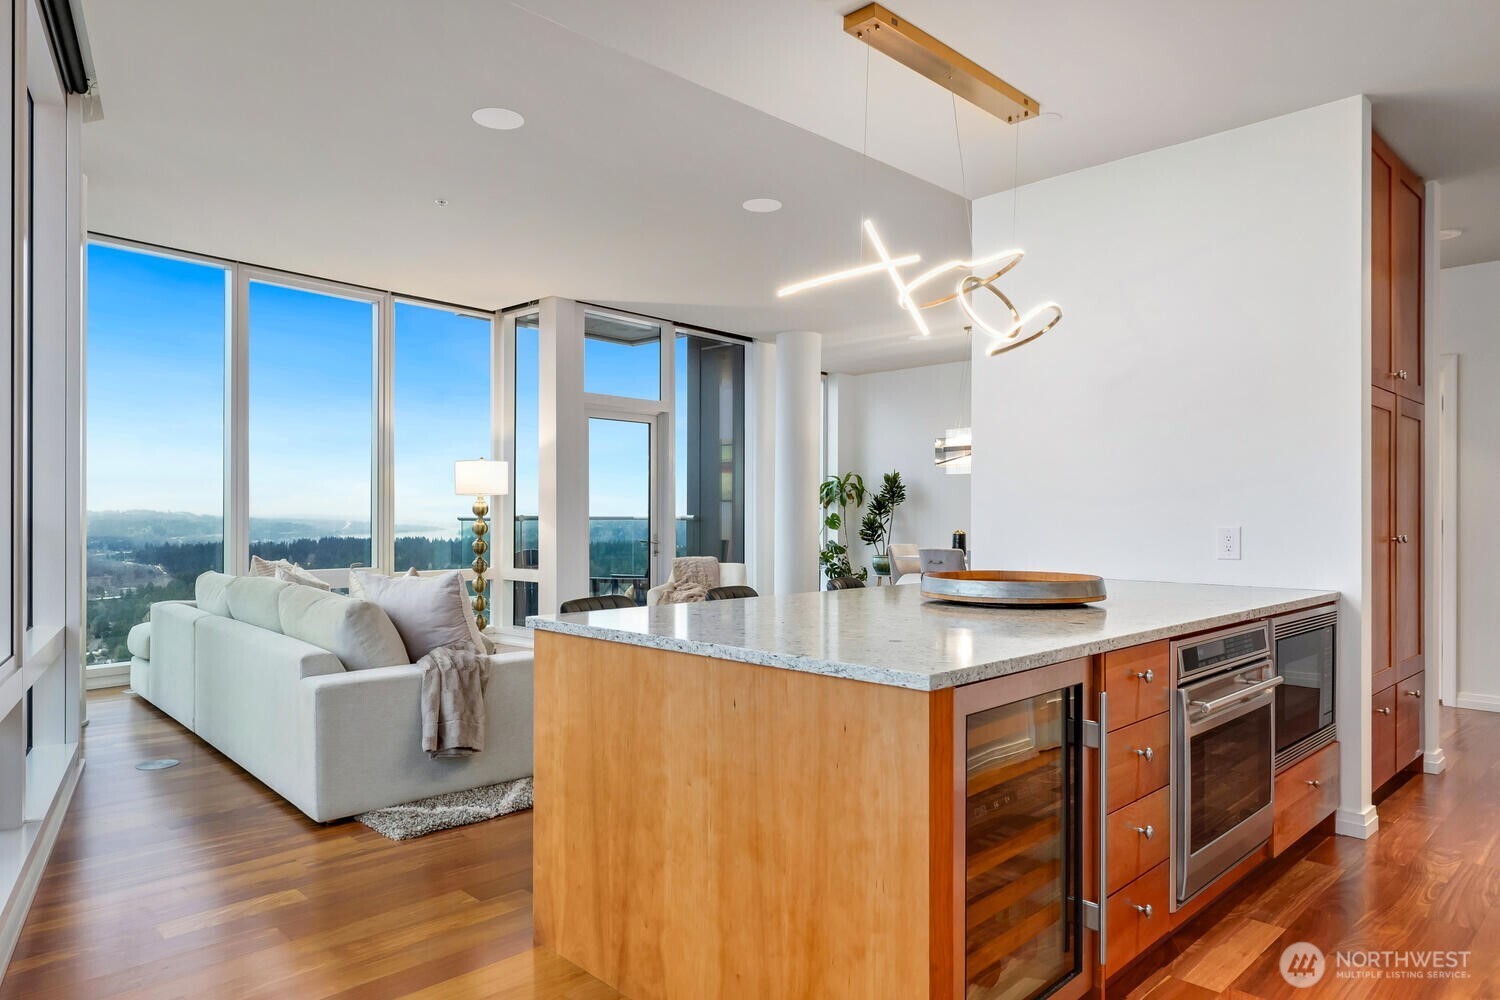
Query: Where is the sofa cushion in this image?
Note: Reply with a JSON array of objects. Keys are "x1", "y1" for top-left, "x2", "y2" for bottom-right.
[
  {"x1": 224, "y1": 576, "x2": 291, "y2": 633},
  {"x1": 276, "y1": 585, "x2": 408, "y2": 671},
  {"x1": 127, "y1": 621, "x2": 151, "y2": 660},
  {"x1": 354, "y1": 570, "x2": 475, "y2": 661},
  {"x1": 196, "y1": 571, "x2": 234, "y2": 617},
  {"x1": 352, "y1": 569, "x2": 489, "y2": 652}
]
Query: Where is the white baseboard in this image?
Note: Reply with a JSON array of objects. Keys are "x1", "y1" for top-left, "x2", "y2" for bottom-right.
[
  {"x1": 0, "y1": 751, "x2": 84, "y2": 979},
  {"x1": 1424, "y1": 749, "x2": 1448, "y2": 774},
  {"x1": 1335, "y1": 805, "x2": 1379, "y2": 840},
  {"x1": 84, "y1": 663, "x2": 129, "y2": 691},
  {"x1": 1454, "y1": 691, "x2": 1500, "y2": 713}
]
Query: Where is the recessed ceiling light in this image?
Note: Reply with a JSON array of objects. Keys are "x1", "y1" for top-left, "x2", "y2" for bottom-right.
[
  {"x1": 1440, "y1": 227, "x2": 1463, "y2": 241},
  {"x1": 743, "y1": 198, "x2": 782, "y2": 213},
  {"x1": 472, "y1": 107, "x2": 525, "y2": 131},
  {"x1": 434, "y1": 198, "x2": 449, "y2": 207}
]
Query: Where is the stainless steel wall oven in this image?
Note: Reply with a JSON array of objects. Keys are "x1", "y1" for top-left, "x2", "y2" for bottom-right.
[{"x1": 1171, "y1": 622, "x2": 1280, "y2": 907}]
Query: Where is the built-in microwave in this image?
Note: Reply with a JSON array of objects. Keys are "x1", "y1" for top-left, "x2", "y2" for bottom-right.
[{"x1": 1271, "y1": 605, "x2": 1337, "y2": 771}]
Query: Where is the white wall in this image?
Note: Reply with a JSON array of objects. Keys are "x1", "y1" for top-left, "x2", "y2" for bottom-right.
[
  {"x1": 1433, "y1": 260, "x2": 1500, "y2": 710},
  {"x1": 968, "y1": 97, "x2": 1371, "y2": 825},
  {"x1": 833, "y1": 362, "x2": 972, "y2": 575}
]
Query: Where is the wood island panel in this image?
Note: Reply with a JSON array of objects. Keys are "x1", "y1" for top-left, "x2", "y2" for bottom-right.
[{"x1": 533, "y1": 632, "x2": 951, "y2": 1000}]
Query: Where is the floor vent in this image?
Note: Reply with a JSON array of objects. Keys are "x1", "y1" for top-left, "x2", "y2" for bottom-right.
[{"x1": 136, "y1": 759, "x2": 180, "y2": 771}]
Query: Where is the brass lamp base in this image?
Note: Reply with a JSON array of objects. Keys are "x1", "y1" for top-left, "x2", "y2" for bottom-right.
[{"x1": 470, "y1": 496, "x2": 490, "y2": 630}]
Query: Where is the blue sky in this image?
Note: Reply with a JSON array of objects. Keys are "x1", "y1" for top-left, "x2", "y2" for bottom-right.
[{"x1": 87, "y1": 244, "x2": 669, "y2": 535}]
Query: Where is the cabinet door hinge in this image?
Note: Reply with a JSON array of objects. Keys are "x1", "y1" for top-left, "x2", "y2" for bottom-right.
[
  {"x1": 1081, "y1": 718, "x2": 1102, "y2": 750},
  {"x1": 1082, "y1": 899, "x2": 1101, "y2": 931}
]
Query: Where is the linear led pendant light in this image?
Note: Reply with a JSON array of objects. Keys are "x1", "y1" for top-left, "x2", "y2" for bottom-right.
[
  {"x1": 842, "y1": 4, "x2": 1040, "y2": 125},
  {"x1": 778, "y1": 4, "x2": 1062, "y2": 358}
]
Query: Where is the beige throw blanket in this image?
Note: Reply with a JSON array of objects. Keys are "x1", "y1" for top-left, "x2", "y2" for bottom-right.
[
  {"x1": 420, "y1": 642, "x2": 488, "y2": 758},
  {"x1": 657, "y1": 556, "x2": 720, "y2": 605}
]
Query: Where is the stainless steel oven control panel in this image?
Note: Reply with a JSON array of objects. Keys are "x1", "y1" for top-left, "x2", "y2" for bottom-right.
[{"x1": 1172, "y1": 620, "x2": 1271, "y2": 685}]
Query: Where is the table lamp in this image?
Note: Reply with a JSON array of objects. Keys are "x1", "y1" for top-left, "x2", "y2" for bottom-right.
[{"x1": 454, "y1": 459, "x2": 509, "y2": 630}]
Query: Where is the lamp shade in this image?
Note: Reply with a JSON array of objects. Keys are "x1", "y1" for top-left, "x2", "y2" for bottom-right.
[{"x1": 454, "y1": 459, "x2": 509, "y2": 496}]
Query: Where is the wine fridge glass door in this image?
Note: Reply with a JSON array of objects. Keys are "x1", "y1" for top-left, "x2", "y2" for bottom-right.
[{"x1": 956, "y1": 660, "x2": 1091, "y2": 1000}]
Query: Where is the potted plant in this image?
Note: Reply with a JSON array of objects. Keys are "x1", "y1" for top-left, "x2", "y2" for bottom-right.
[
  {"x1": 859, "y1": 471, "x2": 907, "y2": 578},
  {"x1": 819, "y1": 472, "x2": 868, "y2": 585}
]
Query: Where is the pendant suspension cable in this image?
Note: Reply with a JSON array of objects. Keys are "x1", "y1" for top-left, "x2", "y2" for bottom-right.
[
  {"x1": 1011, "y1": 116, "x2": 1022, "y2": 246},
  {"x1": 860, "y1": 44, "x2": 871, "y2": 264}
]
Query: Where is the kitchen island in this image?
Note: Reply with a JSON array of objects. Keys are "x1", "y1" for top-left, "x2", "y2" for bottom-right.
[{"x1": 529, "y1": 580, "x2": 1339, "y2": 1000}]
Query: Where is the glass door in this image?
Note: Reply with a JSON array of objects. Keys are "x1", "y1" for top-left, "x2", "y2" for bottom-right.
[
  {"x1": 587, "y1": 413, "x2": 661, "y2": 606},
  {"x1": 953, "y1": 659, "x2": 1093, "y2": 1000}
]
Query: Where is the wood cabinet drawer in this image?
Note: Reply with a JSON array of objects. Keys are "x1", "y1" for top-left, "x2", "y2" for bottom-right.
[
  {"x1": 1103, "y1": 641, "x2": 1170, "y2": 731},
  {"x1": 1106, "y1": 861, "x2": 1170, "y2": 971},
  {"x1": 1272, "y1": 742, "x2": 1339, "y2": 856},
  {"x1": 1396, "y1": 671, "x2": 1424, "y2": 767},
  {"x1": 1372, "y1": 684, "x2": 1397, "y2": 788},
  {"x1": 1106, "y1": 713, "x2": 1171, "y2": 814},
  {"x1": 1106, "y1": 786, "x2": 1169, "y2": 894}
]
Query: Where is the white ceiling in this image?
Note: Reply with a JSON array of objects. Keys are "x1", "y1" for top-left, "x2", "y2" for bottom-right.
[
  {"x1": 81, "y1": 1, "x2": 1500, "y2": 374},
  {"x1": 530, "y1": 0, "x2": 1500, "y2": 268}
]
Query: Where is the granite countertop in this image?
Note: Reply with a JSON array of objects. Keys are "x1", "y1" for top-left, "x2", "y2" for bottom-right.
[{"x1": 527, "y1": 580, "x2": 1339, "y2": 691}]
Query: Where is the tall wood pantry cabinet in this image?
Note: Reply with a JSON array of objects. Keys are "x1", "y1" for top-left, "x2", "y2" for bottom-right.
[{"x1": 1370, "y1": 132, "x2": 1425, "y2": 789}]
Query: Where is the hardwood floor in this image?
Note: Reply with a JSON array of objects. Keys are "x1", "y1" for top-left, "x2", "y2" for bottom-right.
[
  {"x1": 3, "y1": 690, "x2": 1496, "y2": 998},
  {"x1": 1, "y1": 690, "x2": 619, "y2": 999}
]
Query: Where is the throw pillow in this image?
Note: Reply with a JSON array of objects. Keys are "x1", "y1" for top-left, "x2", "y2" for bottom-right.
[
  {"x1": 350, "y1": 567, "x2": 489, "y2": 651},
  {"x1": 251, "y1": 554, "x2": 330, "y2": 591},
  {"x1": 353, "y1": 570, "x2": 477, "y2": 662},
  {"x1": 272, "y1": 564, "x2": 332, "y2": 591}
]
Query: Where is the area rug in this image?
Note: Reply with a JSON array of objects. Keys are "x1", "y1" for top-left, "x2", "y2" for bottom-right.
[{"x1": 356, "y1": 775, "x2": 533, "y2": 841}]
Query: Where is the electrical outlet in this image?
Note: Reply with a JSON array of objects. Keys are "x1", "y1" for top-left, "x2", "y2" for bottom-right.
[{"x1": 1216, "y1": 526, "x2": 1241, "y2": 561}]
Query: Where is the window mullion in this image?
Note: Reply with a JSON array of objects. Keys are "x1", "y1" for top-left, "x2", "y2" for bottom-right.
[{"x1": 225, "y1": 263, "x2": 250, "y2": 576}]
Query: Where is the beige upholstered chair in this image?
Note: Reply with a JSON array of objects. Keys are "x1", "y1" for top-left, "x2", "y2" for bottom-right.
[
  {"x1": 889, "y1": 543, "x2": 922, "y2": 585},
  {"x1": 646, "y1": 559, "x2": 748, "y2": 606}
]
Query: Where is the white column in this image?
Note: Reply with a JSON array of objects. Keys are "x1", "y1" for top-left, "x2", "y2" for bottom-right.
[
  {"x1": 744, "y1": 339, "x2": 777, "y2": 594},
  {"x1": 538, "y1": 297, "x2": 588, "y2": 614},
  {"x1": 773, "y1": 331, "x2": 822, "y2": 596}
]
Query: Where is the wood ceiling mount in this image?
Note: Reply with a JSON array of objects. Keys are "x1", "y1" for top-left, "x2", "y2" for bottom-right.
[{"x1": 843, "y1": 3, "x2": 1039, "y2": 124}]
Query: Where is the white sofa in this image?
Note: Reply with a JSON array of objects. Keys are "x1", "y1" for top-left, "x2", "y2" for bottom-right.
[
  {"x1": 127, "y1": 572, "x2": 533, "y2": 823},
  {"x1": 645, "y1": 560, "x2": 748, "y2": 606}
]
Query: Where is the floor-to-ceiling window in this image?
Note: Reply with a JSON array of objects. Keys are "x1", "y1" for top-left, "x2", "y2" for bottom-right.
[
  {"x1": 675, "y1": 332, "x2": 746, "y2": 564},
  {"x1": 246, "y1": 278, "x2": 377, "y2": 572},
  {"x1": 85, "y1": 244, "x2": 228, "y2": 664},
  {"x1": 393, "y1": 301, "x2": 492, "y2": 571}
]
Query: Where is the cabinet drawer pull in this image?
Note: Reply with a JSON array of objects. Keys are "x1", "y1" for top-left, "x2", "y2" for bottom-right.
[
  {"x1": 1377, "y1": 707, "x2": 1392, "y2": 715},
  {"x1": 1305, "y1": 779, "x2": 1321, "y2": 788},
  {"x1": 1387, "y1": 534, "x2": 1411, "y2": 544},
  {"x1": 1133, "y1": 668, "x2": 1155, "y2": 683},
  {"x1": 1133, "y1": 746, "x2": 1155, "y2": 762},
  {"x1": 1388, "y1": 369, "x2": 1409, "y2": 380},
  {"x1": 1132, "y1": 824, "x2": 1154, "y2": 839},
  {"x1": 1405, "y1": 689, "x2": 1422, "y2": 697},
  {"x1": 1134, "y1": 903, "x2": 1154, "y2": 918}
]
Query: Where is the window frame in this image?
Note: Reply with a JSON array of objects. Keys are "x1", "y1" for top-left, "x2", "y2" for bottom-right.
[{"x1": 237, "y1": 265, "x2": 385, "y2": 588}]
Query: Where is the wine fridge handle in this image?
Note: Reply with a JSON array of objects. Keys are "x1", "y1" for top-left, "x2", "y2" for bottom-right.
[
  {"x1": 1080, "y1": 692, "x2": 1108, "y2": 968},
  {"x1": 1096, "y1": 691, "x2": 1108, "y2": 966}
]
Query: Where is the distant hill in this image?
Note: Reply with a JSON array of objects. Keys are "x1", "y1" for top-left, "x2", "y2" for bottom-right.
[{"x1": 87, "y1": 510, "x2": 371, "y2": 545}]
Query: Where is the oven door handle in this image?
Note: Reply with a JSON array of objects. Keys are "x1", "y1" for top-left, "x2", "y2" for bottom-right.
[{"x1": 1188, "y1": 676, "x2": 1283, "y2": 719}]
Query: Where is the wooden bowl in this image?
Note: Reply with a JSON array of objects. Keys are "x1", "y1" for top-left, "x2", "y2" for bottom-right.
[{"x1": 920, "y1": 570, "x2": 1107, "y2": 607}]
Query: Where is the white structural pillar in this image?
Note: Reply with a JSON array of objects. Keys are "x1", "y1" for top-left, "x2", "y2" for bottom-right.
[
  {"x1": 745, "y1": 340, "x2": 778, "y2": 595},
  {"x1": 538, "y1": 297, "x2": 589, "y2": 615},
  {"x1": 773, "y1": 331, "x2": 822, "y2": 596}
]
